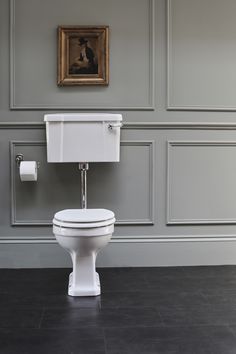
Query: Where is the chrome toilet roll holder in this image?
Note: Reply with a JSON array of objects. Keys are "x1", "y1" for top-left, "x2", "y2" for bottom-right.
[
  {"x1": 15, "y1": 154, "x2": 24, "y2": 167},
  {"x1": 15, "y1": 154, "x2": 40, "y2": 169}
]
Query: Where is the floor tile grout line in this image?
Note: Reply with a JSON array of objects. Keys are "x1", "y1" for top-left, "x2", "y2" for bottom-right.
[
  {"x1": 102, "y1": 328, "x2": 109, "y2": 354},
  {"x1": 157, "y1": 309, "x2": 165, "y2": 327},
  {"x1": 227, "y1": 324, "x2": 236, "y2": 338},
  {"x1": 38, "y1": 308, "x2": 45, "y2": 329}
]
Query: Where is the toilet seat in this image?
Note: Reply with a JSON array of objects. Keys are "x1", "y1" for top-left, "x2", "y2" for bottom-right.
[{"x1": 53, "y1": 208, "x2": 116, "y2": 228}]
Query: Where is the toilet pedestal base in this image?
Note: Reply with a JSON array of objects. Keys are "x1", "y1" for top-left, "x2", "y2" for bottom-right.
[
  {"x1": 68, "y1": 271, "x2": 101, "y2": 297},
  {"x1": 53, "y1": 222, "x2": 113, "y2": 297}
]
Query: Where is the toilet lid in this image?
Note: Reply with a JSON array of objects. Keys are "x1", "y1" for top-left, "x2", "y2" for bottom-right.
[{"x1": 53, "y1": 208, "x2": 115, "y2": 228}]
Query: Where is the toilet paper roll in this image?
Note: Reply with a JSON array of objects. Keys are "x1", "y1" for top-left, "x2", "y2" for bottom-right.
[{"x1": 19, "y1": 161, "x2": 38, "y2": 182}]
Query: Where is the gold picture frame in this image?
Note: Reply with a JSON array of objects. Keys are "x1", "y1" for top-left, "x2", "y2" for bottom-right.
[{"x1": 58, "y1": 26, "x2": 109, "y2": 86}]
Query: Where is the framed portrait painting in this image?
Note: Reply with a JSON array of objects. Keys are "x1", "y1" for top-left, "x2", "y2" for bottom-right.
[{"x1": 58, "y1": 26, "x2": 109, "y2": 86}]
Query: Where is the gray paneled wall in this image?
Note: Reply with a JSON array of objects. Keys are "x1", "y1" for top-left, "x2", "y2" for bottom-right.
[
  {"x1": 11, "y1": 0, "x2": 154, "y2": 110},
  {"x1": 1, "y1": 0, "x2": 236, "y2": 267},
  {"x1": 167, "y1": 141, "x2": 236, "y2": 224},
  {"x1": 11, "y1": 140, "x2": 154, "y2": 225},
  {"x1": 167, "y1": 0, "x2": 236, "y2": 110}
]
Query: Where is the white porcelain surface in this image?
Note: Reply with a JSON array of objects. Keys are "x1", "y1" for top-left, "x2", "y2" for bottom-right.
[
  {"x1": 44, "y1": 113, "x2": 122, "y2": 162},
  {"x1": 44, "y1": 113, "x2": 122, "y2": 122},
  {"x1": 53, "y1": 223, "x2": 114, "y2": 296},
  {"x1": 53, "y1": 224, "x2": 114, "y2": 236},
  {"x1": 53, "y1": 218, "x2": 116, "y2": 229},
  {"x1": 54, "y1": 208, "x2": 115, "y2": 223}
]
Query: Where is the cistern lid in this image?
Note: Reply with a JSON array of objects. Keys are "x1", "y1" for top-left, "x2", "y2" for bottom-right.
[
  {"x1": 54, "y1": 208, "x2": 115, "y2": 223},
  {"x1": 44, "y1": 113, "x2": 122, "y2": 122}
]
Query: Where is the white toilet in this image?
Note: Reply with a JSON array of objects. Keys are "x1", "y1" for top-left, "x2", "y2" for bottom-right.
[{"x1": 44, "y1": 113, "x2": 122, "y2": 296}]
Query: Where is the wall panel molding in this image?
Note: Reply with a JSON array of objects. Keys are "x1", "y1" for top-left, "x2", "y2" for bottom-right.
[
  {"x1": 1, "y1": 234, "x2": 236, "y2": 244},
  {"x1": 5, "y1": 122, "x2": 236, "y2": 130},
  {"x1": 0, "y1": 122, "x2": 46, "y2": 129},
  {"x1": 10, "y1": 0, "x2": 155, "y2": 111},
  {"x1": 124, "y1": 122, "x2": 236, "y2": 130},
  {"x1": 117, "y1": 141, "x2": 155, "y2": 225},
  {"x1": 10, "y1": 140, "x2": 154, "y2": 226},
  {"x1": 167, "y1": 0, "x2": 236, "y2": 111},
  {"x1": 10, "y1": 141, "x2": 46, "y2": 226},
  {"x1": 167, "y1": 141, "x2": 236, "y2": 225}
]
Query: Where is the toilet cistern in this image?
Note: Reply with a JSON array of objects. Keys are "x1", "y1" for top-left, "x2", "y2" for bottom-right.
[
  {"x1": 44, "y1": 113, "x2": 122, "y2": 296},
  {"x1": 44, "y1": 113, "x2": 122, "y2": 163}
]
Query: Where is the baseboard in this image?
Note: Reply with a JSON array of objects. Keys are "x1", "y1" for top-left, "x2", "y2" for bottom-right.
[{"x1": 0, "y1": 238, "x2": 236, "y2": 268}]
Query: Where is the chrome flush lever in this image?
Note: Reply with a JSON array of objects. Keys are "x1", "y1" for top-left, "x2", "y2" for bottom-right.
[{"x1": 108, "y1": 122, "x2": 123, "y2": 130}]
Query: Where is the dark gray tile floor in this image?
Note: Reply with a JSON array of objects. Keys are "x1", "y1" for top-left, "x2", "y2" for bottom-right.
[{"x1": 1, "y1": 266, "x2": 236, "y2": 353}]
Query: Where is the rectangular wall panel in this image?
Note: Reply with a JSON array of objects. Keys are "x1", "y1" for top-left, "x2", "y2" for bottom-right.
[
  {"x1": 11, "y1": 141, "x2": 154, "y2": 226},
  {"x1": 10, "y1": 0, "x2": 154, "y2": 110},
  {"x1": 168, "y1": 0, "x2": 236, "y2": 110},
  {"x1": 167, "y1": 141, "x2": 236, "y2": 224}
]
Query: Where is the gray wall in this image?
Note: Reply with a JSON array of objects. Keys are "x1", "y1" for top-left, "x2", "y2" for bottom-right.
[{"x1": 1, "y1": 0, "x2": 236, "y2": 267}]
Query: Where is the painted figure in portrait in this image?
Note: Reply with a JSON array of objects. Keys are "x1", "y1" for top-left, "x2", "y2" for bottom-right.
[{"x1": 69, "y1": 37, "x2": 98, "y2": 75}]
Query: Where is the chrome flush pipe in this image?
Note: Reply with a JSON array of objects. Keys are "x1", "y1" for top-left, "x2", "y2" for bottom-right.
[{"x1": 78, "y1": 163, "x2": 89, "y2": 209}]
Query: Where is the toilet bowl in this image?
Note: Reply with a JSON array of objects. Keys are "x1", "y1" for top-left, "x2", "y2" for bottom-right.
[{"x1": 53, "y1": 208, "x2": 115, "y2": 296}]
